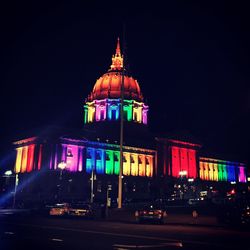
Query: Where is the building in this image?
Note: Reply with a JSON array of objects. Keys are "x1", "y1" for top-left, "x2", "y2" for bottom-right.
[{"x1": 9, "y1": 38, "x2": 247, "y2": 206}]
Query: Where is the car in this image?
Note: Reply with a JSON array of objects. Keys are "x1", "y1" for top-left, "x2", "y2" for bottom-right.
[
  {"x1": 49, "y1": 203, "x2": 70, "y2": 216},
  {"x1": 68, "y1": 203, "x2": 94, "y2": 218},
  {"x1": 135, "y1": 204, "x2": 168, "y2": 224},
  {"x1": 217, "y1": 201, "x2": 250, "y2": 227},
  {"x1": 241, "y1": 205, "x2": 250, "y2": 225}
]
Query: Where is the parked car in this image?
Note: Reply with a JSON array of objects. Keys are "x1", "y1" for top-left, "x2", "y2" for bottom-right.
[
  {"x1": 49, "y1": 203, "x2": 70, "y2": 216},
  {"x1": 241, "y1": 205, "x2": 250, "y2": 225},
  {"x1": 217, "y1": 201, "x2": 250, "y2": 226},
  {"x1": 68, "y1": 203, "x2": 94, "y2": 218},
  {"x1": 135, "y1": 204, "x2": 168, "y2": 224}
]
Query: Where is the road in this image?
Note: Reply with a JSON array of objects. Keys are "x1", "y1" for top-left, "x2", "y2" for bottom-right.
[{"x1": 0, "y1": 214, "x2": 249, "y2": 250}]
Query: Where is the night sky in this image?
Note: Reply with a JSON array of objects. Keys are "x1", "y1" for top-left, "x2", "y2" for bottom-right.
[{"x1": 0, "y1": 1, "x2": 249, "y2": 169}]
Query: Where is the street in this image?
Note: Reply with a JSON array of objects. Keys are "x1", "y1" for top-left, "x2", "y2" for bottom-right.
[{"x1": 0, "y1": 213, "x2": 249, "y2": 250}]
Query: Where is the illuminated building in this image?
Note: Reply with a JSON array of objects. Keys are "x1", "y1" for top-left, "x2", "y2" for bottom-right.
[
  {"x1": 11, "y1": 38, "x2": 247, "y2": 204},
  {"x1": 199, "y1": 157, "x2": 246, "y2": 183},
  {"x1": 12, "y1": 39, "x2": 156, "y2": 203}
]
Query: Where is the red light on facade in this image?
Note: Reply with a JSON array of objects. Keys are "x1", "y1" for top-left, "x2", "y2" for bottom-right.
[
  {"x1": 171, "y1": 146, "x2": 197, "y2": 178},
  {"x1": 37, "y1": 145, "x2": 43, "y2": 170}
]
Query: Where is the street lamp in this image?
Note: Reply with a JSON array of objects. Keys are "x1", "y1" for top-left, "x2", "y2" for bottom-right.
[
  {"x1": 57, "y1": 162, "x2": 67, "y2": 201},
  {"x1": 90, "y1": 168, "x2": 96, "y2": 203},
  {"x1": 58, "y1": 161, "x2": 67, "y2": 179},
  {"x1": 4, "y1": 170, "x2": 13, "y2": 176},
  {"x1": 179, "y1": 170, "x2": 187, "y2": 177},
  {"x1": 4, "y1": 170, "x2": 19, "y2": 208}
]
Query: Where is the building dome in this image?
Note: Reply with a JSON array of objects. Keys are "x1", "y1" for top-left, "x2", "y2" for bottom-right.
[
  {"x1": 87, "y1": 38, "x2": 143, "y2": 102},
  {"x1": 89, "y1": 72, "x2": 143, "y2": 101}
]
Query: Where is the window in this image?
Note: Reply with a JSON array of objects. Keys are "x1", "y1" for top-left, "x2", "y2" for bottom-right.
[
  {"x1": 67, "y1": 148, "x2": 73, "y2": 157},
  {"x1": 114, "y1": 154, "x2": 119, "y2": 161},
  {"x1": 96, "y1": 151, "x2": 101, "y2": 160},
  {"x1": 130, "y1": 155, "x2": 135, "y2": 164},
  {"x1": 87, "y1": 150, "x2": 92, "y2": 159},
  {"x1": 138, "y1": 156, "x2": 142, "y2": 164},
  {"x1": 111, "y1": 109, "x2": 116, "y2": 120},
  {"x1": 105, "y1": 153, "x2": 110, "y2": 161},
  {"x1": 134, "y1": 112, "x2": 137, "y2": 121},
  {"x1": 100, "y1": 109, "x2": 105, "y2": 120},
  {"x1": 123, "y1": 109, "x2": 128, "y2": 121}
]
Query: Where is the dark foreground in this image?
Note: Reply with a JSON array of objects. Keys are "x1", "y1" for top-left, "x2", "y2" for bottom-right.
[{"x1": 0, "y1": 213, "x2": 249, "y2": 250}]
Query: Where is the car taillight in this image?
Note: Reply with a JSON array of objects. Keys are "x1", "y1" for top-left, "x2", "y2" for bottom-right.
[
  {"x1": 139, "y1": 210, "x2": 147, "y2": 215},
  {"x1": 154, "y1": 210, "x2": 162, "y2": 215}
]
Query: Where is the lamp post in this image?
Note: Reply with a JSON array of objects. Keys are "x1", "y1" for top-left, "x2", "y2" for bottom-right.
[
  {"x1": 90, "y1": 168, "x2": 96, "y2": 203},
  {"x1": 58, "y1": 161, "x2": 67, "y2": 179},
  {"x1": 4, "y1": 170, "x2": 18, "y2": 208},
  {"x1": 57, "y1": 162, "x2": 67, "y2": 201}
]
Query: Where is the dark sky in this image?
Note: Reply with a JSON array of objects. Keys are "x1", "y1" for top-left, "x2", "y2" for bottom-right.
[{"x1": 0, "y1": 1, "x2": 249, "y2": 168}]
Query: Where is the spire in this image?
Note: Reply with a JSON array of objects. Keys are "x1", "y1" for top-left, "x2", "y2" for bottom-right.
[
  {"x1": 110, "y1": 37, "x2": 123, "y2": 71},
  {"x1": 116, "y1": 37, "x2": 121, "y2": 55}
]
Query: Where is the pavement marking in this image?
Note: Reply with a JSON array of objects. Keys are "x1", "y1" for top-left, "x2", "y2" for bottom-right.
[
  {"x1": 113, "y1": 242, "x2": 183, "y2": 248},
  {"x1": 4, "y1": 222, "x2": 229, "y2": 248},
  {"x1": 4, "y1": 231, "x2": 14, "y2": 235},
  {"x1": 4, "y1": 222, "x2": 180, "y2": 243},
  {"x1": 51, "y1": 238, "x2": 63, "y2": 242}
]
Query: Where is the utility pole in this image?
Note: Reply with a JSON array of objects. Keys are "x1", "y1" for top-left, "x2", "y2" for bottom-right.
[
  {"x1": 118, "y1": 27, "x2": 126, "y2": 209},
  {"x1": 12, "y1": 173, "x2": 18, "y2": 208}
]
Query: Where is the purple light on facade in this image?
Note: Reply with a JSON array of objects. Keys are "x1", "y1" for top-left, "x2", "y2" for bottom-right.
[
  {"x1": 238, "y1": 166, "x2": 246, "y2": 183},
  {"x1": 49, "y1": 152, "x2": 53, "y2": 170},
  {"x1": 142, "y1": 104, "x2": 148, "y2": 125},
  {"x1": 95, "y1": 102, "x2": 107, "y2": 121},
  {"x1": 142, "y1": 110, "x2": 147, "y2": 124},
  {"x1": 61, "y1": 144, "x2": 67, "y2": 163},
  {"x1": 78, "y1": 146, "x2": 83, "y2": 172},
  {"x1": 66, "y1": 145, "x2": 79, "y2": 172},
  {"x1": 54, "y1": 144, "x2": 58, "y2": 170}
]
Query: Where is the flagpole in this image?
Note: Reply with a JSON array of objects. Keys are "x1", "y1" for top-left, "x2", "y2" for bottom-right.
[{"x1": 118, "y1": 26, "x2": 125, "y2": 209}]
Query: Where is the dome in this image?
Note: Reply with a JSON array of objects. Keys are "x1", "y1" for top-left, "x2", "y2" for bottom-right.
[
  {"x1": 89, "y1": 71, "x2": 143, "y2": 101},
  {"x1": 87, "y1": 38, "x2": 144, "y2": 102}
]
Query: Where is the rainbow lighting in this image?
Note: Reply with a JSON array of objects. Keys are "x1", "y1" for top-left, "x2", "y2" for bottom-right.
[
  {"x1": 13, "y1": 137, "x2": 156, "y2": 178},
  {"x1": 84, "y1": 38, "x2": 149, "y2": 125},
  {"x1": 13, "y1": 137, "x2": 43, "y2": 173},
  {"x1": 199, "y1": 157, "x2": 247, "y2": 183},
  {"x1": 80, "y1": 141, "x2": 155, "y2": 177},
  {"x1": 84, "y1": 98, "x2": 148, "y2": 124}
]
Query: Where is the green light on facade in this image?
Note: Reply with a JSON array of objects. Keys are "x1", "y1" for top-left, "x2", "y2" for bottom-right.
[
  {"x1": 123, "y1": 100, "x2": 133, "y2": 121},
  {"x1": 114, "y1": 151, "x2": 120, "y2": 175},
  {"x1": 105, "y1": 150, "x2": 114, "y2": 175},
  {"x1": 222, "y1": 164, "x2": 227, "y2": 181},
  {"x1": 218, "y1": 164, "x2": 223, "y2": 181}
]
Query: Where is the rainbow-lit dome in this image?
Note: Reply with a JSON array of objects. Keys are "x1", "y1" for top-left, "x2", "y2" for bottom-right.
[
  {"x1": 84, "y1": 38, "x2": 148, "y2": 125},
  {"x1": 87, "y1": 38, "x2": 143, "y2": 102}
]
